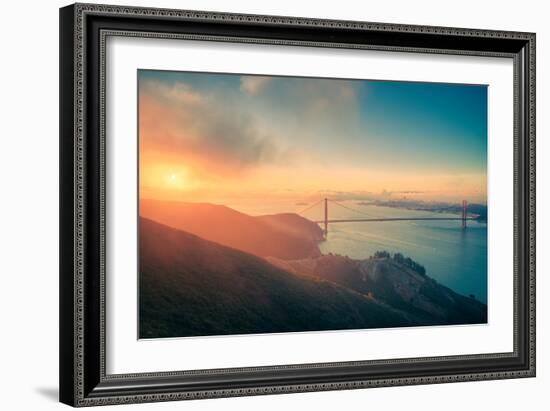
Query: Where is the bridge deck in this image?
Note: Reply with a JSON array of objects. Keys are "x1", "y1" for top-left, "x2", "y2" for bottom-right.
[{"x1": 313, "y1": 217, "x2": 477, "y2": 223}]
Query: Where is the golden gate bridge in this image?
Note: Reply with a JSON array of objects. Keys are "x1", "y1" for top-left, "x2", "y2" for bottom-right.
[{"x1": 297, "y1": 198, "x2": 473, "y2": 236}]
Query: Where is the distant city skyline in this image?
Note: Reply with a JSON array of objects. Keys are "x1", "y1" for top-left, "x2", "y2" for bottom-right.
[{"x1": 138, "y1": 70, "x2": 488, "y2": 204}]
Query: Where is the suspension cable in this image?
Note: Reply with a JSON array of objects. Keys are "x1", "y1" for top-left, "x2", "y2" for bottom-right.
[{"x1": 296, "y1": 199, "x2": 324, "y2": 215}]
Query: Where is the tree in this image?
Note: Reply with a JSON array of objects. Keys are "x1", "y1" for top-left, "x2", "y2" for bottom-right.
[
  {"x1": 393, "y1": 253, "x2": 405, "y2": 264},
  {"x1": 374, "y1": 250, "x2": 390, "y2": 259}
]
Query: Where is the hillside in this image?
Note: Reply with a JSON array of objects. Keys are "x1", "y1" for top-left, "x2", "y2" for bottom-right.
[
  {"x1": 267, "y1": 254, "x2": 487, "y2": 326},
  {"x1": 139, "y1": 217, "x2": 413, "y2": 338},
  {"x1": 140, "y1": 199, "x2": 323, "y2": 260}
]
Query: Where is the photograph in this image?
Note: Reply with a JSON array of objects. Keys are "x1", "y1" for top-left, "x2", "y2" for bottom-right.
[
  {"x1": 138, "y1": 70, "x2": 489, "y2": 339},
  {"x1": 55, "y1": 1, "x2": 536, "y2": 407}
]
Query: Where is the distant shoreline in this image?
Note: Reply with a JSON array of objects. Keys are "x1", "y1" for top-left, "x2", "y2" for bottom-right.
[{"x1": 357, "y1": 200, "x2": 488, "y2": 223}]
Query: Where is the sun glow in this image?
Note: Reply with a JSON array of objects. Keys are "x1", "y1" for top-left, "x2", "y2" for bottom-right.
[
  {"x1": 163, "y1": 170, "x2": 192, "y2": 190},
  {"x1": 140, "y1": 157, "x2": 200, "y2": 193}
]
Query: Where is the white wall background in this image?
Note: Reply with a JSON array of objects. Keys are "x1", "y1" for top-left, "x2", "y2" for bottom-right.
[{"x1": 0, "y1": 0, "x2": 546, "y2": 409}]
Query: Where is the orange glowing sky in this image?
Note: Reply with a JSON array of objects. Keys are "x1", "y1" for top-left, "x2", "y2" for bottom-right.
[{"x1": 139, "y1": 70, "x2": 488, "y2": 205}]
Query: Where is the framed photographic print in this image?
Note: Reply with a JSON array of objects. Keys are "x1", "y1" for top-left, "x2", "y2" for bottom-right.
[{"x1": 59, "y1": 3, "x2": 536, "y2": 407}]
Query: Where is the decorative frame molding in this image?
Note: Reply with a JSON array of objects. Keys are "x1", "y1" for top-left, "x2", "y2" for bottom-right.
[{"x1": 60, "y1": 3, "x2": 535, "y2": 407}]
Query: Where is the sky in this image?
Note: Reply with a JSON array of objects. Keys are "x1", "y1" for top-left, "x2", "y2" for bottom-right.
[{"x1": 138, "y1": 70, "x2": 488, "y2": 205}]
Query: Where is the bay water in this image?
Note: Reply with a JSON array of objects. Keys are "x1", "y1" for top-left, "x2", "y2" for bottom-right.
[{"x1": 229, "y1": 199, "x2": 488, "y2": 304}]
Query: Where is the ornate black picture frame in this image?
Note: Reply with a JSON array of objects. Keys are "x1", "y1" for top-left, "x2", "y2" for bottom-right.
[{"x1": 59, "y1": 3, "x2": 535, "y2": 407}]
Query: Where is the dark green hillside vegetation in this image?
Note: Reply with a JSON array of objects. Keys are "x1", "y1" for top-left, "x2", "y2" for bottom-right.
[
  {"x1": 268, "y1": 253, "x2": 487, "y2": 326},
  {"x1": 139, "y1": 218, "x2": 412, "y2": 338}
]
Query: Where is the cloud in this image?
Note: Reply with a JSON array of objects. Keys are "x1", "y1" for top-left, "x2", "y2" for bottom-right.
[
  {"x1": 315, "y1": 190, "x2": 376, "y2": 202},
  {"x1": 150, "y1": 81, "x2": 204, "y2": 105},
  {"x1": 240, "y1": 76, "x2": 272, "y2": 96},
  {"x1": 139, "y1": 79, "x2": 284, "y2": 179},
  {"x1": 256, "y1": 78, "x2": 363, "y2": 147},
  {"x1": 138, "y1": 76, "x2": 365, "y2": 183},
  {"x1": 390, "y1": 190, "x2": 427, "y2": 195}
]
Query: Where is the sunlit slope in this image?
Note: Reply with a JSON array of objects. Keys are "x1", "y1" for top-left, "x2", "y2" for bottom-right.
[{"x1": 140, "y1": 199, "x2": 323, "y2": 260}]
